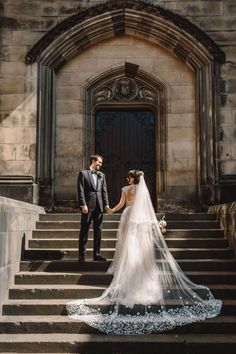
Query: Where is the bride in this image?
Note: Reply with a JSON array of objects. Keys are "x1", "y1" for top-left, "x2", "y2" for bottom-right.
[{"x1": 67, "y1": 170, "x2": 222, "y2": 335}]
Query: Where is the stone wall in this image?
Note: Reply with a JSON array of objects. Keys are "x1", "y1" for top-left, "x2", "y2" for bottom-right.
[
  {"x1": 56, "y1": 35, "x2": 196, "y2": 203},
  {"x1": 209, "y1": 202, "x2": 236, "y2": 256},
  {"x1": 0, "y1": 196, "x2": 45, "y2": 309},
  {"x1": 0, "y1": 0, "x2": 235, "y2": 204}
]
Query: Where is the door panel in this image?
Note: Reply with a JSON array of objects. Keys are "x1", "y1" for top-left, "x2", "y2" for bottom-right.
[{"x1": 95, "y1": 109, "x2": 156, "y2": 208}]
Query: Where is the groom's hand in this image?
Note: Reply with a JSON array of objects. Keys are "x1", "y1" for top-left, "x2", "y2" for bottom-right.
[{"x1": 81, "y1": 205, "x2": 88, "y2": 214}]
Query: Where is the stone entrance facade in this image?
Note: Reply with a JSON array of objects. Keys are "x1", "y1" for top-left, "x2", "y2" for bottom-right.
[{"x1": 0, "y1": 0, "x2": 235, "y2": 210}]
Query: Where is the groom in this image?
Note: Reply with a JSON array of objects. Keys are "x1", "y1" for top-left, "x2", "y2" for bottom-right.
[{"x1": 77, "y1": 154, "x2": 109, "y2": 262}]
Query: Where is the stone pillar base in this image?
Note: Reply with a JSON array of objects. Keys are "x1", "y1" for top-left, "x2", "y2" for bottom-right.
[{"x1": 0, "y1": 176, "x2": 39, "y2": 205}]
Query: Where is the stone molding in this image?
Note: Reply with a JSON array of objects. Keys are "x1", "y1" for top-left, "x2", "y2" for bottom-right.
[
  {"x1": 26, "y1": 0, "x2": 225, "y2": 66},
  {"x1": 83, "y1": 64, "x2": 167, "y2": 197},
  {"x1": 26, "y1": 0, "x2": 224, "y2": 208}
]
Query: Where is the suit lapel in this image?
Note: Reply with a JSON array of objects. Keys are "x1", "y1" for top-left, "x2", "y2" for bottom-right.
[
  {"x1": 88, "y1": 169, "x2": 97, "y2": 190},
  {"x1": 96, "y1": 174, "x2": 102, "y2": 191}
]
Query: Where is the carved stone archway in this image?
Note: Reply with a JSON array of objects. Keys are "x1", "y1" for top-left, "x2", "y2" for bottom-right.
[
  {"x1": 26, "y1": 0, "x2": 225, "y2": 208},
  {"x1": 83, "y1": 63, "x2": 167, "y2": 205}
]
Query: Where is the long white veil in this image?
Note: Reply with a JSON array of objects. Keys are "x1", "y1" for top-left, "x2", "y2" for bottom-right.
[{"x1": 67, "y1": 176, "x2": 222, "y2": 334}]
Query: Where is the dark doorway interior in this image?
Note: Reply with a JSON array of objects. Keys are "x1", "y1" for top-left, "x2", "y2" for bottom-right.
[{"x1": 95, "y1": 109, "x2": 156, "y2": 208}]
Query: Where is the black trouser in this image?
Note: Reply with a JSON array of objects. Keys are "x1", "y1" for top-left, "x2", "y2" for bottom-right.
[{"x1": 79, "y1": 201, "x2": 103, "y2": 258}]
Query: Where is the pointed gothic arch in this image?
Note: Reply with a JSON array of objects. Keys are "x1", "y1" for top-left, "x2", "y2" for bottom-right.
[{"x1": 26, "y1": 0, "x2": 225, "y2": 208}]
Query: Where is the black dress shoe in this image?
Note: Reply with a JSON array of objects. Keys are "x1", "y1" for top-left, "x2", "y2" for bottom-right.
[
  {"x1": 93, "y1": 254, "x2": 106, "y2": 261},
  {"x1": 78, "y1": 256, "x2": 85, "y2": 262}
]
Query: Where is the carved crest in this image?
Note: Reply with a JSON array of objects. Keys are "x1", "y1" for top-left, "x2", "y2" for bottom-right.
[{"x1": 93, "y1": 76, "x2": 157, "y2": 104}]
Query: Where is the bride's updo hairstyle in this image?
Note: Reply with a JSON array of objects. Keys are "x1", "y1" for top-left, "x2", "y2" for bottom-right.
[{"x1": 127, "y1": 170, "x2": 144, "y2": 184}]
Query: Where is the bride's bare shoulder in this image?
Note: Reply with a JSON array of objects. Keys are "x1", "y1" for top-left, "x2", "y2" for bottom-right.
[{"x1": 121, "y1": 185, "x2": 129, "y2": 191}]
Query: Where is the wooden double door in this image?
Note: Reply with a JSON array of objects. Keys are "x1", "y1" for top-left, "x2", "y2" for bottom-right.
[{"x1": 95, "y1": 109, "x2": 156, "y2": 208}]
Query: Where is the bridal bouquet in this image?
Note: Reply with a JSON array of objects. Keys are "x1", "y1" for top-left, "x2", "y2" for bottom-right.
[{"x1": 158, "y1": 215, "x2": 167, "y2": 234}]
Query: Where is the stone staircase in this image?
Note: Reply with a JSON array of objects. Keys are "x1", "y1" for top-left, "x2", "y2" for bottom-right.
[{"x1": 0, "y1": 212, "x2": 236, "y2": 354}]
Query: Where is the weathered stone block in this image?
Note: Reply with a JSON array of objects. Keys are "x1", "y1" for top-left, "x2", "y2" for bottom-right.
[
  {"x1": 56, "y1": 100, "x2": 80, "y2": 114},
  {"x1": 56, "y1": 114, "x2": 83, "y2": 129},
  {"x1": 219, "y1": 143, "x2": 232, "y2": 160},
  {"x1": 0, "y1": 144, "x2": 16, "y2": 160},
  {"x1": 0, "y1": 77, "x2": 23, "y2": 94},
  {"x1": 223, "y1": 1, "x2": 236, "y2": 16},
  {"x1": 15, "y1": 144, "x2": 31, "y2": 160},
  {"x1": 219, "y1": 126, "x2": 236, "y2": 141},
  {"x1": 221, "y1": 93, "x2": 236, "y2": 108},
  {"x1": 56, "y1": 127, "x2": 82, "y2": 144},
  {"x1": 41, "y1": 0, "x2": 82, "y2": 17},
  {"x1": 55, "y1": 157, "x2": 81, "y2": 179},
  {"x1": 57, "y1": 71, "x2": 91, "y2": 86},
  {"x1": 166, "y1": 1, "x2": 223, "y2": 16},
  {"x1": 191, "y1": 15, "x2": 236, "y2": 31},
  {"x1": 56, "y1": 86, "x2": 81, "y2": 100},
  {"x1": 168, "y1": 127, "x2": 196, "y2": 141},
  {"x1": 220, "y1": 160, "x2": 236, "y2": 175},
  {"x1": 223, "y1": 46, "x2": 236, "y2": 61},
  {"x1": 168, "y1": 141, "x2": 195, "y2": 159},
  {"x1": 154, "y1": 56, "x2": 186, "y2": 71},
  {"x1": 170, "y1": 99, "x2": 195, "y2": 114},
  {"x1": 0, "y1": 61, "x2": 26, "y2": 76},
  {"x1": 20, "y1": 111, "x2": 37, "y2": 127},
  {"x1": 168, "y1": 113, "x2": 194, "y2": 128},
  {"x1": 0, "y1": 31, "x2": 12, "y2": 45},
  {"x1": 12, "y1": 30, "x2": 42, "y2": 45},
  {"x1": 170, "y1": 85, "x2": 194, "y2": 100},
  {"x1": 231, "y1": 143, "x2": 236, "y2": 159},
  {"x1": 55, "y1": 143, "x2": 82, "y2": 158},
  {"x1": 219, "y1": 110, "x2": 233, "y2": 125},
  {"x1": 0, "y1": 94, "x2": 25, "y2": 110},
  {"x1": 208, "y1": 31, "x2": 236, "y2": 46},
  {"x1": 0, "y1": 45, "x2": 26, "y2": 62},
  {"x1": 0, "y1": 160, "x2": 35, "y2": 175},
  {"x1": 165, "y1": 185, "x2": 198, "y2": 206},
  {"x1": 179, "y1": 71, "x2": 194, "y2": 85},
  {"x1": 6, "y1": 0, "x2": 41, "y2": 17},
  {"x1": 221, "y1": 62, "x2": 236, "y2": 79},
  {"x1": 0, "y1": 127, "x2": 36, "y2": 144},
  {"x1": 54, "y1": 184, "x2": 77, "y2": 200},
  {"x1": 0, "y1": 110, "x2": 21, "y2": 127},
  {"x1": 97, "y1": 58, "x2": 125, "y2": 71},
  {"x1": 168, "y1": 170, "x2": 197, "y2": 186},
  {"x1": 16, "y1": 17, "x2": 57, "y2": 31}
]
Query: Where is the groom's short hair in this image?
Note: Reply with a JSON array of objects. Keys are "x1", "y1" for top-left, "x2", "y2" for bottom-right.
[{"x1": 90, "y1": 154, "x2": 103, "y2": 164}]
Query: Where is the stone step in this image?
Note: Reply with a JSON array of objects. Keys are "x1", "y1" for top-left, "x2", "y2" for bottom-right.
[
  {"x1": 14, "y1": 271, "x2": 236, "y2": 285},
  {"x1": 2, "y1": 299, "x2": 236, "y2": 316},
  {"x1": 39, "y1": 213, "x2": 218, "y2": 221},
  {"x1": 19, "y1": 259, "x2": 236, "y2": 273},
  {"x1": 8, "y1": 284, "x2": 236, "y2": 300},
  {"x1": 1, "y1": 333, "x2": 236, "y2": 354},
  {"x1": 36, "y1": 220, "x2": 221, "y2": 230},
  {"x1": 32, "y1": 228, "x2": 225, "y2": 239},
  {"x1": 28, "y1": 238, "x2": 229, "y2": 249},
  {"x1": 0, "y1": 315, "x2": 236, "y2": 335},
  {"x1": 23, "y1": 248, "x2": 234, "y2": 260}
]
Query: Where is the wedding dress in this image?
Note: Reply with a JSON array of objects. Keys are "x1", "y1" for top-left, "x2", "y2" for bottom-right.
[{"x1": 67, "y1": 177, "x2": 222, "y2": 335}]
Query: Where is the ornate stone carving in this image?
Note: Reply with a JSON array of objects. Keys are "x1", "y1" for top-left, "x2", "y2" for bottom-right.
[
  {"x1": 113, "y1": 78, "x2": 138, "y2": 101},
  {"x1": 94, "y1": 87, "x2": 113, "y2": 102},
  {"x1": 93, "y1": 77, "x2": 157, "y2": 103},
  {"x1": 26, "y1": 0, "x2": 225, "y2": 65},
  {"x1": 137, "y1": 87, "x2": 155, "y2": 102}
]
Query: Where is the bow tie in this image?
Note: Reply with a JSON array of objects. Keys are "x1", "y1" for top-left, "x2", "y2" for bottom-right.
[{"x1": 91, "y1": 170, "x2": 97, "y2": 174}]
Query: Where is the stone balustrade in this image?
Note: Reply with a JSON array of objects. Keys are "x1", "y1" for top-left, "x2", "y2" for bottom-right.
[
  {"x1": 208, "y1": 202, "x2": 236, "y2": 256},
  {"x1": 0, "y1": 197, "x2": 45, "y2": 309}
]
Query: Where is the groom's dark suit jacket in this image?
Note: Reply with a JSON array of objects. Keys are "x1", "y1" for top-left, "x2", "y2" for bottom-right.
[{"x1": 77, "y1": 168, "x2": 109, "y2": 212}]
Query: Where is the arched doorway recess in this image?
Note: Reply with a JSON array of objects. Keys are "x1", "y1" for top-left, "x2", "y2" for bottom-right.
[
  {"x1": 84, "y1": 64, "x2": 167, "y2": 208},
  {"x1": 26, "y1": 0, "x2": 224, "y2": 209}
]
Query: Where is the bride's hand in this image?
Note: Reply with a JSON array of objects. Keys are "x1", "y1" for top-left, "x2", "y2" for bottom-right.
[{"x1": 106, "y1": 207, "x2": 113, "y2": 214}]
